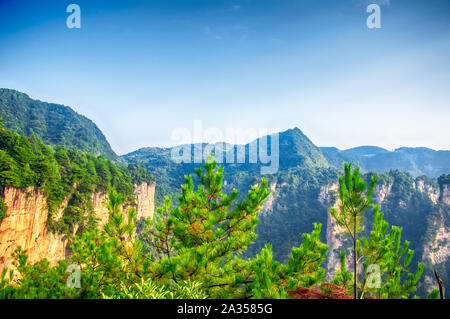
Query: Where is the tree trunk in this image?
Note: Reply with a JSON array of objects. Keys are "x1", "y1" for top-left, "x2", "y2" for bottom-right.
[
  {"x1": 434, "y1": 270, "x2": 445, "y2": 299},
  {"x1": 354, "y1": 220, "x2": 357, "y2": 299}
]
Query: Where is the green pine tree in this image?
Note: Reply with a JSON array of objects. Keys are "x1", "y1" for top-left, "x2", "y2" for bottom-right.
[
  {"x1": 358, "y1": 205, "x2": 425, "y2": 298},
  {"x1": 330, "y1": 163, "x2": 378, "y2": 298}
]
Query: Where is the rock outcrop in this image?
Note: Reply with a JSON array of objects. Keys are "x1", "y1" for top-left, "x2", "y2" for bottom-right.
[
  {"x1": 441, "y1": 184, "x2": 450, "y2": 206},
  {"x1": 134, "y1": 182, "x2": 156, "y2": 221},
  {"x1": 423, "y1": 209, "x2": 450, "y2": 266},
  {"x1": 416, "y1": 180, "x2": 439, "y2": 204},
  {"x1": 0, "y1": 182, "x2": 155, "y2": 271},
  {"x1": 319, "y1": 183, "x2": 356, "y2": 280},
  {"x1": 262, "y1": 182, "x2": 277, "y2": 212},
  {"x1": 0, "y1": 187, "x2": 66, "y2": 270}
]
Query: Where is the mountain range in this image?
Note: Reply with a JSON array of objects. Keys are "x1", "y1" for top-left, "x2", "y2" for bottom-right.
[
  {"x1": 2, "y1": 89, "x2": 448, "y2": 177},
  {"x1": 0, "y1": 88, "x2": 449, "y2": 297},
  {"x1": 322, "y1": 145, "x2": 450, "y2": 178}
]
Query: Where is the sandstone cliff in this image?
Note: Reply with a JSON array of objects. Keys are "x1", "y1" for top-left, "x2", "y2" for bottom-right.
[
  {"x1": 421, "y1": 183, "x2": 450, "y2": 294},
  {"x1": 0, "y1": 182, "x2": 155, "y2": 271},
  {"x1": 441, "y1": 184, "x2": 450, "y2": 206}
]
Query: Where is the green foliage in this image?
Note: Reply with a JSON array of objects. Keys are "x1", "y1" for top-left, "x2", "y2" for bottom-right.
[
  {"x1": 247, "y1": 167, "x2": 337, "y2": 261},
  {"x1": 427, "y1": 288, "x2": 440, "y2": 299},
  {"x1": 0, "y1": 247, "x2": 76, "y2": 299},
  {"x1": 0, "y1": 198, "x2": 6, "y2": 223},
  {"x1": 1, "y1": 190, "x2": 150, "y2": 299},
  {"x1": 249, "y1": 223, "x2": 328, "y2": 298},
  {"x1": 330, "y1": 163, "x2": 378, "y2": 239},
  {"x1": 330, "y1": 165, "x2": 428, "y2": 299},
  {"x1": 0, "y1": 125, "x2": 143, "y2": 236},
  {"x1": 358, "y1": 206, "x2": 425, "y2": 299},
  {"x1": 330, "y1": 163, "x2": 378, "y2": 298},
  {"x1": 125, "y1": 163, "x2": 154, "y2": 185},
  {"x1": 438, "y1": 174, "x2": 450, "y2": 190},
  {"x1": 0, "y1": 88, "x2": 117, "y2": 159},
  {"x1": 0, "y1": 191, "x2": 146, "y2": 298},
  {"x1": 331, "y1": 250, "x2": 353, "y2": 290},
  {"x1": 124, "y1": 129, "x2": 449, "y2": 299},
  {"x1": 123, "y1": 127, "x2": 330, "y2": 208},
  {"x1": 141, "y1": 157, "x2": 273, "y2": 298},
  {"x1": 0, "y1": 158, "x2": 330, "y2": 299},
  {"x1": 0, "y1": 160, "x2": 434, "y2": 299},
  {"x1": 103, "y1": 279, "x2": 208, "y2": 299}
]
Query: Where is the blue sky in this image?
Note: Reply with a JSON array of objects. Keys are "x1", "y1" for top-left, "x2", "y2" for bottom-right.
[{"x1": 0, "y1": 0, "x2": 449, "y2": 154}]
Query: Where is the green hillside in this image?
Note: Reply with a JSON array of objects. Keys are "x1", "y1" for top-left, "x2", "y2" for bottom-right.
[
  {"x1": 123, "y1": 127, "x2": 329, "y2": 206},
  {"x1": 0, "y1": 89, "x2": 117, "y2": 160}
]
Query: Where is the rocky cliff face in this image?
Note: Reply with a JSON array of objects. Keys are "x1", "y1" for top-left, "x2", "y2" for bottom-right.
[
  {"x1": 319, "y1": 182, "x2": 341, "y2": 279},
  {"x1": 0, "y1": 187, "x2": 66, "y2": 271},
  {"x1": 422, "y1": 208, "x2": 450, "y2": 266},
  {"x1": 441, "y1": 184, "x2": 450, "y2": 206},
  {"x1": 262, "y1": 182, "x2": 277, "y2": 212},
  {"x1": 0, "y1": 182, "x2": 155, "y2": 271},
  {"x1": 319, "y1": 182, "x2": 356, "y2": 280},
  {"x1": 416, "y1": 180, "x2": 439, "y2": 204},
  {"x1": 373, "y1": 183, "x2": 393, "y2": 204},
  {"x1": 134, "y1": 182, "x2": 156, "y2": 221},
  {"x1": 421, "y1": 184, "x2": 450, "y2": 294},
  {"x1": 91, "y1": 182, "x2": 155, "y2": 226}
]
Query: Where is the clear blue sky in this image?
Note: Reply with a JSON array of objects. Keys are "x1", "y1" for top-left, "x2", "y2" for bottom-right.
[{"x1": 0, "y1": 0, "x2": 449, "y2": 154}]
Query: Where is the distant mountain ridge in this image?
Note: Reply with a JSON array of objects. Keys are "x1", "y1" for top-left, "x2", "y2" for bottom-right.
[
  {"x1": 2, "y1": 89, "x2": 448, "y2": 176},
  {"x1": 126, "y1": 127, "x2": 450, "y2": 178},
  {"x1": 126, "y1": 127, "x2": 328, "y2": 169},
  {"x1": 321, "y1": 145, "x2": 450, "y2": 178},
  {"x1": 0, "y1": 88, "x2": 117, "y2": 160}
]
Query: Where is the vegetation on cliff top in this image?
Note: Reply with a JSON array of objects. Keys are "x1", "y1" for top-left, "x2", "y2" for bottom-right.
[
  {"x1": 438, "y1": 174, "x2": 450, "y2": 190},
  {"x1": 0, "y1": 120, "x2": 153, "y2": 235}
]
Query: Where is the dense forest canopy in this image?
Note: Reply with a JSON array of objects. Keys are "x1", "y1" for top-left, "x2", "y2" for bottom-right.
[{"x1": 0, "y1": 121, "x2": 152, "y2": 235}]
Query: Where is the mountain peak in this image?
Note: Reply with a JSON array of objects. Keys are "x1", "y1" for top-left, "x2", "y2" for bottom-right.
[{"x1": 278, "y1": 127, "x2": 329, "y2": 169}]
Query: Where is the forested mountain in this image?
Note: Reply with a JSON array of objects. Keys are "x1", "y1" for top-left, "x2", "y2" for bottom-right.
[
  {"x1": 278, "y1": 128, "x2": 329, "y2": 169},
  {"x1": 321, "y1": 145, "x2": 450, "y2": 178},
  {"x1": 0, "y1": 89, "x2": 117, "y2": 160},
  {"x1": 123, "y1": 127, "x2": 329, "y2": 205},
  {"x1": 123, "y1": 129, "x2": 450, "y2": 297},
  {"x1": 0, "y1": 89, "x2": 448, "y2": 297}
]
